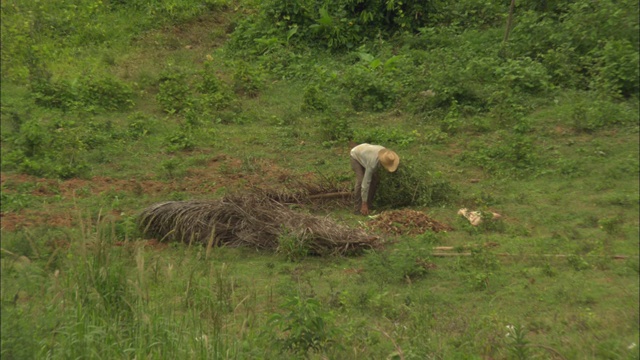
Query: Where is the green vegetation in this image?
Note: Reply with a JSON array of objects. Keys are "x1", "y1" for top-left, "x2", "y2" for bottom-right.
[{"x1": 1, "y1": 0, "x2": 638, "y2": 358}]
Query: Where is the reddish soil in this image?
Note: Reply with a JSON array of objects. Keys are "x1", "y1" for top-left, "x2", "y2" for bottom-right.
[{"x1": 0, "y1": 153, "x2": 305, "y2": 232}]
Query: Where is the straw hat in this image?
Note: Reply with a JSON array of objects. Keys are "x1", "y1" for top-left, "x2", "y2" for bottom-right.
[{"x1": 378, "y1": 149, "x2": 400, "y2": 172}]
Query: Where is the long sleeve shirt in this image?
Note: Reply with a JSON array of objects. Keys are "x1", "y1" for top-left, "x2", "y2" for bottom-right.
[{"x1": 350, "y1": 143, "x2": 385, "y2": 203}]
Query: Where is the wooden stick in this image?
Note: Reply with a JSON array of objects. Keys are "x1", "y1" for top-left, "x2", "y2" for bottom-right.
[
  {"x1": 307, "y1": 192, "x2": 351, "y2": 199},
  {"x1": 432, "y1": 252, "x2": 634, "y2": 260}
]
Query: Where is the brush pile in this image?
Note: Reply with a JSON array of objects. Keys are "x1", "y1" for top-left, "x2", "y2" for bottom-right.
[
  {"x1": 367, "y1": 209, "x2": 453, "y2": 236},
  {"x1": 138, "y1": 194, "x2": 378, "y2": 256},
  {"x1": 250, "y1": 176, "x2": 352, "y2": 209}
]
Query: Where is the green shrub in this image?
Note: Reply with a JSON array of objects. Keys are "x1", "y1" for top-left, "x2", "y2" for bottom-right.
[
  {"x1": 431, "y1": 0, "x2": 504, "y2": 28},
  {"x1": 126, "y1": 112, "x2": 156, "y2": 139},
  {"x1": 459, "y1": 132, "x2": 542, "y2": 176},
  {"x1": 375, "y1": 158, "x2": 458, "y2": 208},
  {"x1": 77, "y1": 74, "x2": 135, "y2": 111},
  {"x1": 591, "y1": 39, "x2": 640, "y2": 98},
  {"x1": 495, "y1": 57, "x2": 551, "y2": 94},
  {"x1": 31, "y1": 73, "x2": 134, "y2": 112},
  {"x1": 302, "y1": 83, "x2": 330, "y2": 112},
  {"x1": 165, "y1": 131, "x2": 195, "y2": 152},
  {"x1": 196, "y1": 62, "x2": 236, "y2": 111},
  {"x1": 12, "y1": 119, "x2": 51, "y2": 157},
  {"x1": 2, "y1": 117, "x2": 89, "y2": 179},
  {"x1": 539, "y1": 44, "x2": 586, "y2": 89},
  {"x1": 343, "y1": 64, "x2": 398, "y2": 112},
  {"x1": 439, "y1": 100, "x2": 461, "y2": 135},
  {"x1": 277, "y1": 229, "x2": 309, "y2": 262},
  {"x1": 0, "y1": 192, "x2": 37, "y2": 213},
  {"x1": 30, "y1": 78, "x2": 77, "y2": 111},
  {"x1": 318, "y1": 115, "x2": 352, "y2": 142},
  {"x1": 353, "y1": 128, "x2": 418, "y2": 148},
  {"x1": 307, "y1": 7, "x2": 362, "y2": 50},
  {"x1": 230, "y1": 0, "x2": 435, "y2": 52},
  {"x1": 571, "y1": 96, "x2": 637, "y2": 133},
  {"x1": 232, "y1": 61, "x2": 265, "y2": 97},
  {"x1": 508, "y1": 0, "x2": 639, "y2": 95},
  {"x1": 401, "y1": 44, "x2": 491, "y2": 115},
  {"x1": 156, "y1": 68, "x2": 192, "y2": 113},
  {"x1": 455, "y1": 247, "x2": 500, "y2": 290}
]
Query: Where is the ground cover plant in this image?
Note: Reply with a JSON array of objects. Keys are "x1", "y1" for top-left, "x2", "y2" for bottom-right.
[{"x1": 1, "y1": 0, "x2": 639, "y2": 358}]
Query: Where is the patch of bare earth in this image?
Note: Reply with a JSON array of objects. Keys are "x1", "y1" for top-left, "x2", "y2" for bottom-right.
[{"x1": 0, "y1": 154, "x2": 327, "y2": 231}]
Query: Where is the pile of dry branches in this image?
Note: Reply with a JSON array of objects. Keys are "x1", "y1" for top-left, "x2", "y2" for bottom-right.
[
  {"x1": 368, "y1": 209, "x2": 453, "y2": 236},
  {"x1": 138, "y1": 194, "x2": 378, "y2": 256},
  {"x1": 250, "y1": 176, "x2": 352, "y2": 209}
]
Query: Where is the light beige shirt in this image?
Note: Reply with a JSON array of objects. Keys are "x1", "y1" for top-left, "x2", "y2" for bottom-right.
[{"x1": 350, "y1": 143, "x2": 385, "y2": 203}]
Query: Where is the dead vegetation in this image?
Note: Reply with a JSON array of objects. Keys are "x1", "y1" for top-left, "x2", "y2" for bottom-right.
[
  {"x1": 138, "y1": 193, "x2": 378, "y2": 256},
  {"x1": 367, "y1": 209, "x2": 453, "y2": 236},
  {"x1": 249, "y1": 175, "x2": 353, "y2": 209}
]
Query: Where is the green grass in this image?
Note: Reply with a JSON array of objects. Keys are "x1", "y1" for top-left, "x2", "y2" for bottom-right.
[
  {"x1": 2, "y1": 222, "x2": 638, "y2": 359},
  {"x1": 1, "y1": 0, "x2": 639, "y2": 358}
]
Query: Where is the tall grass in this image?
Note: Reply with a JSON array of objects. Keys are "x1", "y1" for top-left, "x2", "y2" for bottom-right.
[{"x1": 2, "y1": 213, "x2": 638, "y2": 358}]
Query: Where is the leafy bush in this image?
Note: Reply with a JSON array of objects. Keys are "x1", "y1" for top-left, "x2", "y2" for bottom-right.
[
  {"x1": 508, "y1": 0, "x2": 639, "y2": 95},
  {"x1": 301, "y1": 83, "x2": 330, "y2": 112},
  {"x1": 591, "y1": 39, "x2": 640, "y2": 98},
  {"x1": 353, "y1": 128, "x2": 418, "y2": 148},
  {"x1": 11, "y1": 119, "x2": 51, "y2": 157},
  {"x1": 156, "y1": 68, "x2": 192, "y2": 113},
  {"x1": 459, "y1": 132, "x2": 542, "y2": 176},
  {"x1": 0, "y1": 192, "x2": 37, "y2": 213},
  {"x1": 2, "y1": 117, "x2": 91, "y2": 179},
  {"x1": 31, "y1": 73, "x2": 134, "y2": 112},
  {"x1": 232, "y1": 61, "x2": 265, "y2": 97},
  {"x1": 277, "y1": 228, "x2": 309, "y2": 262},
  {"x1": 495, "y1": 57, "x2": 551, "y2": 94},
  {"x1": 30, "y1": 78, "x2": 77, "y2": 111},
  {"x1": 401, "y1": 43, "x2": 492, "y2": 115},
  {"x1": 197, "y1": 62, "x2": 237, "y2": 111},
  {"x1": 375, "y1": 158, "x2": 458, "y2": 208},
  {"x1": 342, "y1": 62, "x2": 399, "y2": 112},
  {"x1": 77, "y1": 74, "x2": 135, "y2": 111},
  {"x1": 165, "y1": 131, "x2": 195, "y2": 152},
  {"x1": 126, "y1": 112, "x2": 156, "y2": 139},
  {"x1": 431, "y1": 0, "x2": 504, "y2": 28},
  {"x1": 456, "y1": 247, "x2": 500, "y2": 290},
  {"x1": 570, "y1": 96, "x2": 638, "y2": 133},
  {"x1": 318, "y1": 115, "x2": 352, "y2": 142},
  {"x1": 231, "y1": 0, "x2": 436, "y2": 52}
]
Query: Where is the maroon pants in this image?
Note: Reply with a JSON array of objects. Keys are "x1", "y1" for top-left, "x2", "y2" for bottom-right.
[{"x1": 351, "y1": 158, "x2": 379, "y2": 213}]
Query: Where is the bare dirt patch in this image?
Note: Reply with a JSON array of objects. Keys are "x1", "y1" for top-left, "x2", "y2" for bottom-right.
[
  {"x1": 0, "y1": 154, "x2": 343, "y2": 231},
  {"x1": 1, "y1": 210, "x2": 75, "y2": 232}
]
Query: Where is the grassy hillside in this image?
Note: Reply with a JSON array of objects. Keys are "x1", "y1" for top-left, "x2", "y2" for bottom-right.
[{"x1": 1, "y1": 0, "x2": 639, "y2": 358}]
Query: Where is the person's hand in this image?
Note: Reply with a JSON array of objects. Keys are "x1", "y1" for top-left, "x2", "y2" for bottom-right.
[{"x1": 360, "y1": 202, "x2": 369, "y2": 216}]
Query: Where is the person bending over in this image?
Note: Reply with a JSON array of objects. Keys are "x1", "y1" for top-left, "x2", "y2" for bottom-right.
[{"x1": 350, "y1": 143, "x2": 400, "y2": 216}]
